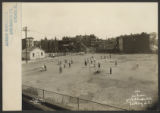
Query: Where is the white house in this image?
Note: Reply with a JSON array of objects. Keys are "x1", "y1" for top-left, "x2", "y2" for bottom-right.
[{"x1": 22, "y1": 47, "x2": 45, "y2": 60}]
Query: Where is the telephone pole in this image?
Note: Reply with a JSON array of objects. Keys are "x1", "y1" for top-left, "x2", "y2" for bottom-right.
[{"x1": 23, "y1": 26, "x2": 29, "y2": 63}]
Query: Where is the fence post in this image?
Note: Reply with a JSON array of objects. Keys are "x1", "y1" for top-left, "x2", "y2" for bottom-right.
[
  {"x1": 78, "y1": 97, "x2": 79, "y2": 111},
  {"x1": 61, "y1": 96, "x2": 64, "y2": 104},
  {"x1": 43, "y1": 90, "x2": 45, "y2": 100}
]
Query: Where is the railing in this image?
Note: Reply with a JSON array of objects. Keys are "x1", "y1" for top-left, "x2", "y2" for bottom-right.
[{"x1": 22, "y1": 85, "x2": 128, "y2": 111}]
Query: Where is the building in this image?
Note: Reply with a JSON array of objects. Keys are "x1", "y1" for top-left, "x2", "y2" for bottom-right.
[
  {"x1": 105, "y1": 38, "x2": 118, "y2": 52},
  {"x1": 95, "y1": 39, "x2": 118, "y2": 53},
  {"x1": 22, "y1": 37, "x2": 45, "y2": 60},
  {"x1": 117, "y1": 33, "x2": 151, "y2": 53},
  {"x1": 22, "y1": 37, "x2": 34, "y2": 50},
  {"x1": 22, "y1": 47, "x2": 45, "y2": 60}
]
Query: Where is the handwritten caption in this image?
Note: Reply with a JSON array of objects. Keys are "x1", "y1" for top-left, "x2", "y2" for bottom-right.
[{"x1": 126, "y1": 90, "x2": 152, "y2": 107}]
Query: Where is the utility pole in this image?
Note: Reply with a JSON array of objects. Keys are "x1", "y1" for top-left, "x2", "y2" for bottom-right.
[
  {"x1": 54, "y1": 37, "x2": 57, "y2": 53},
  {"x1": 23, "y1": 26, "x2": 29, "y2": 63},
  {"x1": 54, "y1": 37, "x2": 57, "y2": 56}
]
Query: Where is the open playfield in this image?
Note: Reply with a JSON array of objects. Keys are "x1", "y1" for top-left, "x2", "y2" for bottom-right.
[{"x1": 22, "y1": 53, "x2": 158, "y2": 110}]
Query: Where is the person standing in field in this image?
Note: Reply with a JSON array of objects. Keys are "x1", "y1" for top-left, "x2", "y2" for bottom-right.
[
  {"x1": 98, "y1": 62, "x2": 101, "y2": 68},
  {"x1": 44, "y1": 64, "x2": 47, "y2": 71},
  {"x1": 110, "y1": 67, "x2": 112, "y2": 74},
  {"x1": 115, "y1": 61, "x2": 117, "y2": 66},
  {"x1": 59, "y1": 64, "x2": 62, "y2": 73},
  {"x1": 85, "y1": 59, "x2": 87, "y2": 66},
  {"x1": 95, "y1": 62, "x2": 100, "y2": 72},
  {"x1": 69, "y1": 61, "x2": 71, "y2": 68}
]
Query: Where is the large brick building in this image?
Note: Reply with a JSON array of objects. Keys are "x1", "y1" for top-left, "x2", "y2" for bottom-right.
[{"x1": 117, "y1": 33, "x2": 151, "y2": 53}]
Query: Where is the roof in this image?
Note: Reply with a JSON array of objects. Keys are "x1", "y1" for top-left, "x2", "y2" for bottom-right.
[
  {"x1": 22, "y1": 47, "x2": 44, "y2": 52},
  {"x1": 22, "y1": 37, "x2": 34, "y2": 40}
]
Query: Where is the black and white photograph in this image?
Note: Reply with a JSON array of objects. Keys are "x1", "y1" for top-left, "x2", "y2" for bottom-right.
[{"x1": 3, "y1": 2, "x2": 159, "y2": 111}]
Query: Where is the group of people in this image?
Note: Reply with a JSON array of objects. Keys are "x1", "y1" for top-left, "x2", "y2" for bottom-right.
[
  {"x1": 58, "y1": 58, "x2": 73, "y2": 73},
  {"x1": 84, "y1": 56, "x2": 102, "y2": 73},
  {"x1": 40, "y1": 54, "x2": 117, "y2": 75},
  {"x1": 84, "y1": 54, "x2": 117, "y2": 74},
  {"x1": 84, "y1": 56, "x2": 98, "y2": 67}
]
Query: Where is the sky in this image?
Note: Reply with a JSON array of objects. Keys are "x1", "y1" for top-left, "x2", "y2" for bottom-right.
[{"x1": 22, "y1": 3, "x2": 158, "y2": 41}]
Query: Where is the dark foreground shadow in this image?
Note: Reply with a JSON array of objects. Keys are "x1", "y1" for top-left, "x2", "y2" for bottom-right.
[
  {"x1": 22, "y1": 94, "x2": 69, "y2": 111},
  {"x1": 146, "y1": 101, "x2": 160, "y2": 111}
]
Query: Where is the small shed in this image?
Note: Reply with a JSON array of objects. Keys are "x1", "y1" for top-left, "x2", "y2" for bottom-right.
[{"x1": 22, "y1": 47, "x2": 45, "y2": 60}]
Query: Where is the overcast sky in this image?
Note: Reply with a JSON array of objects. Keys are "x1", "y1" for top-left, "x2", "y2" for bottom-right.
[{"x1": 22, "y1": 3, "x2": 158, "y2": 40}]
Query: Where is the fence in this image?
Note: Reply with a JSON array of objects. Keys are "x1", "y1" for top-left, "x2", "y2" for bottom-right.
[{"x1": 22, "y1": 85, "x2": 128, "y2": 111}]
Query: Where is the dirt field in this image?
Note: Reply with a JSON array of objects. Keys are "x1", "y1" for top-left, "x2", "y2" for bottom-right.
[{"x1": 22, "y1": 53, "x2": 158, "y2": 110}]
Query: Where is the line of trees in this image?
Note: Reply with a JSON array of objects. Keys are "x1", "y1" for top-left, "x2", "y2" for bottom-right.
[
  {"x1": 34, "y1": 34, "x2": 98, "y2": 53},
  {"x1": 31, "y1": 32, "x2": 157, "y2": 53}
]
